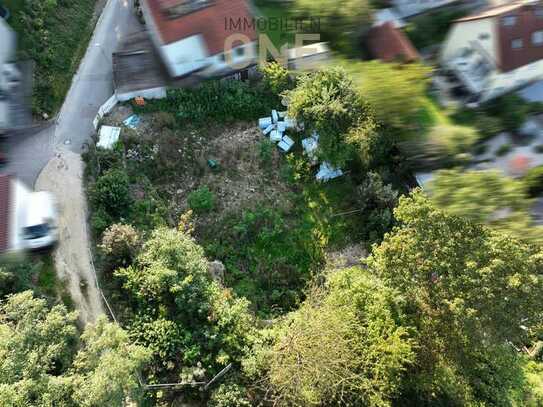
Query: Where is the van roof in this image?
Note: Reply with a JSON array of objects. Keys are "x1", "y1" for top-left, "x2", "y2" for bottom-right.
[{"x1": 24, "y1": 191, "x2": 54, "y2": 227}]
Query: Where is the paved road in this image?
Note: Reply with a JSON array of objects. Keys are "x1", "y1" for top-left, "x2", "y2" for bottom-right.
[
  {"x1": 4, "y1": 0, "x2": 142, "y2": 187},
  {"x1": 5, "y1": 0, "x2": 142, "y2": 325}
]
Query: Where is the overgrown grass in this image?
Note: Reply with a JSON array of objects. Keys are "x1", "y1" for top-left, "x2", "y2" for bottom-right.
[{"x1": 4, "y1": 0, "x2": 98, "y2": 114}]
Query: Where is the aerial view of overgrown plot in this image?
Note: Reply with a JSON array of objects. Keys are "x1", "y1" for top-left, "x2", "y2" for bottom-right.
[{"x1": 2, "y1": 0, "x2": 543, "y2": 405}]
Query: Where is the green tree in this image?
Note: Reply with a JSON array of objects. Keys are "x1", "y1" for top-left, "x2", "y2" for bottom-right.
[
  {"x1": 429, "y1": 169, "x2": 543, "y2": 244},
  {"x1": 90, "y1": 169, "x2": 131, "y2": 219},
  {"x1": 246, "y1": 267, "x2": 414, "y2": 406},
  {"x1": 115, "y1": 228, "x2": 256, "y2": 380},
  {"x1": 356, "y1": 172, "x2": 398, "y2": 242},
  {"x1": 293, "y1": 0, "x2": 372, "y2": 52},
  {"x1": 367, "y1": 191, "x2": 543, "y2": 404},
  {"x1": 0, "y1": 291, "x2": 149, "y2": 407},
  {"x1": 345, "y1": 61, "x2": 432, "y2": 137},
  {"x1": 70, "y1": 317, "x2": 151, "y2": 407},
  {"x1": 286, "y1": 67, "x2": 376, "y2": 166}
]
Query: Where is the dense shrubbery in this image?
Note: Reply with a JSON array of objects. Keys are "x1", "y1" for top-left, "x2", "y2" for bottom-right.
[
  {"x1": 188, "y1": 186, "x2": 216, "y2": 214},
  {"x1": 524, "y1": 165, "x2": 543, "y2": 197},
  {"x1": 133, "y1": 79, "x2": 280, "y2": 124},
  {"x1": 452, "y1": 94, "x2": 543, "y2": 136},
  {"x1": 405, "y1": 8, "x2": 468, "y2": 49},
  {"x1": 114, "y1": 228, "x2": 256, "y2": 387},
  {"x1": 204, "y1": 207, "x2": 325, "y2": 316},
  {"x1": 8, "y1": 0, "x2": 96, "y2": 113}
]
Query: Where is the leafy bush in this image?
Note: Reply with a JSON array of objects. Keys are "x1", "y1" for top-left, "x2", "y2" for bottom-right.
[
  {"x1": 188, "y1": 186, "x2": 216, "y2": 214},
  {"x1": 203, "y1": 207, "x2": 324, "y2": 316},
  {"x1": 405, "y1": 8, "x2": 467, "y2": 49},
  {"x1": 209, "y1": 383, "x2": 251, "y2": 407},
  {"x1": 133, "y1": 80, "x2": 279, "y2": 125},
  {"x1": 100, "y1": 224, "x2": 141, "y2": 270},
  {"x1": 496, "y1": 143, "x2": 512, "y2": 156},
  {"x1": 260, "y1": 62, "x2": 291, "y2": 95},
  {"x1": 524, "y1": 166, "x2": 543, "y2": 197},
  {"x1": 90, "y1": 169, "x2": 132, "y2": 220},
  {"x1": 485, "y1": 94, "x2": 531, "y2": 132},
  {"x1": 10, "y1": 0, "x2": 96, "y2": 114},
  {"x1": 473, "y1": 143, "x2": 488, "y2": 156}
]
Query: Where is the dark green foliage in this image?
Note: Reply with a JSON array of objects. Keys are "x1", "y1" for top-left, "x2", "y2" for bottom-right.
[
  {"x1": 203, "y1": 207, "x2": 325, "y2": 316},
  {"x1": 356, "y1": 172, "x2": 398, "y2": 243},
  {"x1": 405, "y1": 8, "x2": 468, "y2": 49},
  {"x1": 89, "y1": 169, "x2": 132, "y2": 220},
  {"x1": 114, "y1": 228, "x2": 256, "y2": 383},
  {"x1": 453, "y1": 94, "x2": 542, "y2": 136},
  {"x1": 133, "y1": 80, "x2": 280, "y2": 125},
  {"x1": 485, "y1": 94, "x2": 534, "y2": 132},
  {"x1": 496, "y1": 143, "x2": 512, "y2": 156},
  {"x1": 188, "y1": 186, "x2": 216, "y2": 214},
  {"x1": 258, "y1": 139, "x2": 274, "y2": 169},
  {"x1": 6, "y1": 0, "x2": 97, "y2": 114},
  {"x1": 524, "y1": 165, "x2": 543, "y2": 197}
]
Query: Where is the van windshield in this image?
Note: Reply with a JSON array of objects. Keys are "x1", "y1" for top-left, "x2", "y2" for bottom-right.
[{"x1": 23, "y1": 224, "x2": 49, "y2": 240}]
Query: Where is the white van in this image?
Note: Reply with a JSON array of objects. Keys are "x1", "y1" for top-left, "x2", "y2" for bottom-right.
[
  {"x1": 20, "y1": 191, "x2": 58, "y2": 250},
  {"x1": 3, "y1": 176, "x2": 58, "y2": 252}
]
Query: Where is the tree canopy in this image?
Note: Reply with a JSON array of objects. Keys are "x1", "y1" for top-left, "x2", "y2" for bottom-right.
[
  {"x1": 293, "y1": 0, "x2": 373, "y2": 52},
  {"x1": 344, "y1": 61, "x2": 432, "y2": 138},
  {"x1": 115, "y1": 227, "x2": 256, "y2": 383},
  {"x1": 0, "y1": 291, "x2": 149, "y2": 407},
  {"x1": 286, "y1": 67, "x2": 377, "y2": 166},
  {"x1": 367, "y1": 191, "x2": 543, "y2": 404},
  {"x1": 245, "y1": 267, "x2": 414, "y2": 406},
  {"x1": 429, "y1": 169, "x2": 543, "y2": 244}
]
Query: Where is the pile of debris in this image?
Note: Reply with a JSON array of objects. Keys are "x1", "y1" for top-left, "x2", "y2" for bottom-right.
[
  {"x1": 258, "y1": 111, "x2": 344, "y2": 182},
  {"x1": 258, "y1": 110, "x2": 297, "y2": 153}
]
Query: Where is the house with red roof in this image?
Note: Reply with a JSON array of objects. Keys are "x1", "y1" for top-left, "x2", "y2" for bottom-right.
[
  {"x1": 367, "y1": 22, "x2": 420, "y2": 63},
  {"x1": 141, "y1": 0, "x2": 258, "y2": 78},
  {"x1": 441, "y1": 0, "x2": 543, "y2": 102}
]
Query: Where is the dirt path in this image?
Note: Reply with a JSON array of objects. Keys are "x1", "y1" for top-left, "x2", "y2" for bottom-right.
[{"x1": 36, "y1": 149, "x2": 105, "y2": 325}]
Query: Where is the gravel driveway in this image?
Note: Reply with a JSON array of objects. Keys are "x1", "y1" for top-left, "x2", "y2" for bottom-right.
[
  {"x1": 31, "y1": 0, "x2": 141, "y2": 324},
  {"x1": 36, "y1": 149, "x2": 104, "y2": 325}
]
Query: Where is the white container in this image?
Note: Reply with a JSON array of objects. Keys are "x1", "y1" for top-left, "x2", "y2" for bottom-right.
[
  {"x1": 270, "y1": 130, "x2": 282, "y2": 142},
  {"x1": 259, "y1": 117, "x2": 272, "y2": 129}
]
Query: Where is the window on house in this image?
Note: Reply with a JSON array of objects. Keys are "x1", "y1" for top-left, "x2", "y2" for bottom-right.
[
  {"x1": 502, "y1": 15, "x2": 517, "y2": 26},
  {"x1": 533, "y1": 30, "x2": 543, "y2": 45},
  {"x1": 478, "y1": 33, "x2": 490, "y2": 40},
  {"x1": 235, "y1": 46, "x2": 245, "y2": 57},
  {"x1": 511, "y1": 38, "x2": 523, "y2": 49}
]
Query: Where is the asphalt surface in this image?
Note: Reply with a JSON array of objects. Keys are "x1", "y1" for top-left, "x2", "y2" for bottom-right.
[{"x1": 3, "y1": 0, "x2": 142, "y2": 188}]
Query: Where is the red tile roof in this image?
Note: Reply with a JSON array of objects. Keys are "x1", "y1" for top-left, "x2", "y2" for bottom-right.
[
  {"x1": 367, "y1": 22, "x2": 420, "y2": 63},
  {"x1": 0, "y1": 174, "x2": 10, "y2": 252},
  {"x1": 145, "y1": 0, "x2": 257, "y2": 55}
]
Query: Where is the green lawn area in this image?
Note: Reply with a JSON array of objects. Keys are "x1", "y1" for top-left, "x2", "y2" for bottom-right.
[{"x1": 3, "y1": 0, "x2": 98, "y2": 115}]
